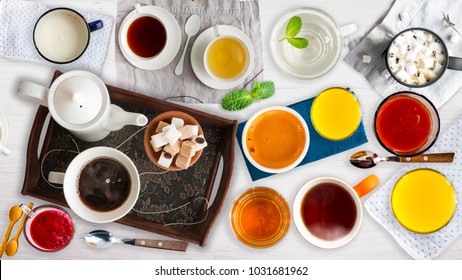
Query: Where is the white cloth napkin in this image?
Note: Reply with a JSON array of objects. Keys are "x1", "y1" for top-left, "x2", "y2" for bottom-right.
[
  {"x1": 344, "y1": 0, "x2": 462, "y2": 108},
  {"x1": 365, "y1": 116, "x2": 462, "y2": 259},
  {"x1": 0, "y1": 0, "x2": 114, "y2": 75}
]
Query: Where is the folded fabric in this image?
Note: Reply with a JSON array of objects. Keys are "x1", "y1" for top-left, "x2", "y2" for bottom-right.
[
  {"x1": 344, "y1": 0, "x2": 462, "y2": 108},
  {"x1": 236, "y1": 92, "x2": 368, "y2": 181},
  {"x1": 0, "y1": 0, "x2": 114, "y2": 75},
  {"x1": 115, "y1": 0, "x2": 263, "y2": 103},
  {"x1": 365, "y1": 116, "x2": 462, "y2": 259}
]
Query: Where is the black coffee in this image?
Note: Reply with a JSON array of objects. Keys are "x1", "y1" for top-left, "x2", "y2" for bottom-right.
[{"x1": 78, "y1": 158, "x2": 131, "y2": 212}]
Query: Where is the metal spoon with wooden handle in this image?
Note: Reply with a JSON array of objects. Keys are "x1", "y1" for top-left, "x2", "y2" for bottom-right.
[
  {"x1": 84, "y1": 230, "x2": 188, "y2": 252},
  {"x1": 350, "y1": 150, "x2": 455, "y2": 169}
]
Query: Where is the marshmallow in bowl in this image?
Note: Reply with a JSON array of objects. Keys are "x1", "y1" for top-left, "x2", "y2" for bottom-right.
[{"x1": 387, "y1": 29, "x2": 447, "y2": 86}]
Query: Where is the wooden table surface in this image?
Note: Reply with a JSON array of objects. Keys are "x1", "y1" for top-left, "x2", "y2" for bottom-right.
[{"x1": 0, "y1": 0, "x2": 461, "y2": 260}]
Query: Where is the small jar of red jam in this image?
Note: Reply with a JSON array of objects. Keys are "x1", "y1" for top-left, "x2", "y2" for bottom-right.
[
  {"x1": 22, "y1": 204, "x2": 74, "y2": 252},
  {"x1": 374, "y1": 91, "x2": 440, "y2": 156}
]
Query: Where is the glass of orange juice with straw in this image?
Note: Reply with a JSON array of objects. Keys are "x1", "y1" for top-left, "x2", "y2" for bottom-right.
[{"x1": 311, "y1": 87, "x2": 361, "y2": 141}]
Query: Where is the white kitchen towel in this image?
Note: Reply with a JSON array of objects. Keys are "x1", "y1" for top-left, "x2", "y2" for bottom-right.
[
  {"x1": 0, "y1": 0, "x2": 114, "y2": 75},
  {"x1": 344, "y1": 0, "x2": 462, "y2": 108},
  {"x1": 365, "y1": 116, "x2": 462, "y2": 260}
]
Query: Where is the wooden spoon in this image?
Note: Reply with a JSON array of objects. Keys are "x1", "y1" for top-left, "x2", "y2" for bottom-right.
[{"x1": 0, "y1": 205, "x2": 23, "y2": 257}]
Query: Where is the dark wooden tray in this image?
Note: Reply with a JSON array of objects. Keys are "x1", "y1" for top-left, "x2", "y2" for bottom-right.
[{"x1": 21, "y1": 71, "x2": 237, "y2": 247}]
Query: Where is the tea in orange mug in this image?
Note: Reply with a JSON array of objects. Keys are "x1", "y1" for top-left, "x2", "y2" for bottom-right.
[{"x1": 293, "y1": 175, "x2": 379, "y2": 248}]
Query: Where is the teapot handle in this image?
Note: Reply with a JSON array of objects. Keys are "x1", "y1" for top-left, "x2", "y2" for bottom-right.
[{"x1": 17, "y1": 81, "x2": 49, "y2": 107}]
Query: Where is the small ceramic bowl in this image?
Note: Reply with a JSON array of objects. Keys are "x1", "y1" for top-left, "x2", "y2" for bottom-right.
[
  {"x1": 242, "y1": 106, "x2": 309, "y2": 173},
  {"x1": 144, "y1": 111, "x2": 204, "y2": 171}
]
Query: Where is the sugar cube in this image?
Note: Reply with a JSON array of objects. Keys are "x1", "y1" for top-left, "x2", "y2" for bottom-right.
[
  {"x1": 164, "y1": 127, "x2": 181, "y2": 145},
  {"x1": 150, "y1": 139, "x2": 162, "y2": 152},
  {"x1": 164, "y1": 141, "x2": 181, "y2": 155},
  {"x1": 188, "y1": 125, "x2": 199, "y2": 137},
  {"x1": 193, "y1": 135, "x2": 208, "y2": 151},
  {"x1": 162, "y1": 124, "x2": 176, "y2": 133},
  {"x1": 180, "y1": 140, "x2": 197, "y2": 158},
  {"x1": 175, "y1": 154, "x2": 191, "y2": 169},
  {"x1": 171, "y1": 117, "x2": 184, "y2": 129},
  {"x1": 155, "y1": 121, "x2": 169, "y2": 133},
  {"x1": 179, "y1": 126, "x2": 193, "y2": 140},
  {"x1": 362, "y1": 55, "x2": 371, "y2": 63},
  {"x1": 151, "y1": 133, "x2": 168, "y2": 148},
  {"x1": 158, "y1": 151, "x2": 174, "y2": 168}
]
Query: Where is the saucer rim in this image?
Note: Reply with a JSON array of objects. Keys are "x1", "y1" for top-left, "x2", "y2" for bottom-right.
[
  {"x1": 0, "y1": 109, "x2": 8, "y2": 146},
  {"x1": 190, "y1": 24, "x2": 255, "y2": 90},
  {"x1": 118, "y1": 5, "x2": 181, "y2": 70}
]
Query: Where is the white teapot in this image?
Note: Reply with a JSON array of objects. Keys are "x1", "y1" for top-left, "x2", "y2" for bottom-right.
[{"x1": 18, "y1": 70, "x2": 148, "y2": 142}]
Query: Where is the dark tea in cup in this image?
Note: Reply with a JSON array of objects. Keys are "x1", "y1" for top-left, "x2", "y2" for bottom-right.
[
  {"x1": 78, "y1": 157, "x2": 132, "y2": 212},
  {"x1": 127, "y1": 16, "x2": 167, "y2": 58}
]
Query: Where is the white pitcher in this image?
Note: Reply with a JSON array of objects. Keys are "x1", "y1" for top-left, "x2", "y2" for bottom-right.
[{"x1": 17, "y1": 70, "x2": 148, "y2": 142}]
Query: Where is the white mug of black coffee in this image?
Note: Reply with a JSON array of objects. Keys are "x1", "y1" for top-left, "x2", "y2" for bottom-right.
[
  {"x1": 34, "y1": 8, "x2": 103, "y2": 64},
  {"x1": 49, "y1": 147, "x2": 140, "y2": 223}
]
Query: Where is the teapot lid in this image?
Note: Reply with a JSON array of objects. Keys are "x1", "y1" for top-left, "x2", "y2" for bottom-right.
[{"x1": 54, "y1": 75, "x2": 105, "y2": 125}]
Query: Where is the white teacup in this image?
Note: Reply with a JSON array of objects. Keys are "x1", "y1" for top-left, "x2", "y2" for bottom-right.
[
  {"x1": 203, "y1": 29, "x2": 253, "y2": 83},
  {"x1": 293, "y1": 175, "x2": 379, "y2": 249},
  {"x1": 34, "y1": 8, "x2": 103, "y2": 64},
  {"x1": 49, "y1": 147, "x2": 140, "y2": 223}
]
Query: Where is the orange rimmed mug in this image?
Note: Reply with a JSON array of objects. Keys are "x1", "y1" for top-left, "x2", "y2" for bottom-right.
[{"x1": 293, "y1": 175, "x2": 379, "y2": 249}]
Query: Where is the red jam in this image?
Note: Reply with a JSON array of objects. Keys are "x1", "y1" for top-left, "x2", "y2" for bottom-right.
[
  {"x1": 30, "y1": 209, "x2": 73, "y2": 251},
  {"x1": 376, "y1": 96, "x2": 432, "y2": 153}
]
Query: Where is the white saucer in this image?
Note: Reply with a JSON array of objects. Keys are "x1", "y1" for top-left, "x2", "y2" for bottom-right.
[
  {"x1": 118, "y1": 5, "x2": 181, "y2": 70},
  {"x1": 191, "y1": 25, "x2": 254, "y2": 90},
  {"x1": 0, "y1": 109, "x2": 8, "y2": 147}
]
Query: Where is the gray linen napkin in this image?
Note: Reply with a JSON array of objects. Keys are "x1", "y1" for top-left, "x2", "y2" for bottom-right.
[
  {"x1": 344, "y1": 0, "x2": 462, "y2": 108},
  {"x1": 115, "y1": 0, "x2": 263, "y2": 103}
]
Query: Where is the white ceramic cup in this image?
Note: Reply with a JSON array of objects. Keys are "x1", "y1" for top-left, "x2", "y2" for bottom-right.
[
  {"x1": 49, "y1": 147, "x2": 140, "y2": 223},
  {"x1": 203, "y1": 29, "x2": 253, "y2": 83},
  {"x1": 293, "y1": 175, "x2": 379, "y2": 249},
  {"x1": 241, "y1": 106, "x2": 309, "y2": 173},
  {"x1": 33, "y1": 8, "x2": 103, "y2": 64}
]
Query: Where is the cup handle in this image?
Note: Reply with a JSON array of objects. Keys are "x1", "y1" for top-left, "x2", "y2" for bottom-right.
[
  {"x1": 48, "y1": 171, "x2": 65, "y2": 185},
  {"x1": 340, "y1": 23, "x2": 358, "y2": 38},
  {"x1": 88, "y1": 20, "x2": 104, "y2": 32},
  {"x1": 353, "y1": 174, "x2": 380, "y2": 198},
  {"x1": 447, "y1": 56, "x2": 462, "y2": 70}
]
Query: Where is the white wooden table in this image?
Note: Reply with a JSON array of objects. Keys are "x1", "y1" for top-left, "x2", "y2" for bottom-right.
[{"x1": 1, "y1": 0, "x2": 461, "y2": 260}]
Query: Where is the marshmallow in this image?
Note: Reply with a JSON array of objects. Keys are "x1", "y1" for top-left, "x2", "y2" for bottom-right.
[
  {"x1": 412, "y1": 42, "x2": 423, "y2": 52},
  {"x1": 155, "y1": 121, "x2": 169, "y2": 133},
  {"x1": 416, "y1": 51, "x2": 425, "y2": 60},
  {"x1": 417, "y1": 73, "x2": 427, "y2": 84},
  {"x1": 404, "y1": 51, "x2": 417, "y2": 62},
  {"x1": 421, "y1": 47, "x2": 432, "y2": 57},
  {"x1": 164, "y1": 127, "x2": 181, "y2": 145},
  {"x1": 420, "y1": 57, "x2": 435, "y2": 69},
  {"x1": 362, "y1": 55, "x2": 372, "y2": 63},
  {"x1": 435, "y1": 53, "x2": 446, "y2": 63},
  {"x1": 381, "y1": 69, "x2": 391, "y2": 78},
  {"x1": 389, "y1": 45, "x2": 399, "y2": 54},
  {"x1": 398, "y1": 44, "x2": 408, "y2": 54},
  {"x1": 399, "y1": 12, "x2": 409, "y2": 21},
  {"x1": 390, "y1": 65, "x2": 400, "y2": 73},
  {"x1": 395, "y1": 36, "x2": 406, "y2": 45},
  {"x1": 158, "y1": 151, "x2": 174, "y2": 168},
  {"x1": 171, "y1": 117, "x2": 184, "y2": 129},
  {"x1": 425, "y1": 70, "x2": 437, "y2": 80},
  {"x1": 162, "y1": 124, "x2": 176, "y2": 133},
  {"x1": 433, "y1": 61, "x2": 443, "y2": 73},
  {"x1": 395, "y1": 69, "x2": 410, "y2": 81},
  {"x1": 150, "y1": 139, "x2": 163, "y2": 152},
  {"x1": 429, "y1": 42, "x2": 442, "y2": 52},
  {"x1": 193, "y1": 135, "x2": 208, "y2": 151},
  {"x1": 151, "y1": 133, "x2": 168, "y2": 149},
  {"x1": 405, "y1": 62, "x2": 418, "y2": 75}
]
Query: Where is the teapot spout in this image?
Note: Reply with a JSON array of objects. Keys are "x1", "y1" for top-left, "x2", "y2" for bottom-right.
[{"x1": 105, "y1": 104, "x2": 148, "y2": 131}]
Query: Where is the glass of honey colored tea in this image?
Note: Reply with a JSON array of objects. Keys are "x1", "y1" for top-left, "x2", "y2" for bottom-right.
[{"x1": 230, "y1": 187, "x2": 290, "y2": 248}]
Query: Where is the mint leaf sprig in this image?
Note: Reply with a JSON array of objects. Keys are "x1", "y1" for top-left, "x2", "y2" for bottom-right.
[
  {"x1": 221, "y1": 81, "x2": 275, "y2": 111},
  {"x1": 278, "y1": 16, "x2": 309, "y2": 49}
]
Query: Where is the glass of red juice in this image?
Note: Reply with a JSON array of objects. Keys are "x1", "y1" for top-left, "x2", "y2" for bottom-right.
[
  {"x1": 22, "y1": 204, "x2": 74, "y2": 252},
  {"x1": 374, "y1": 91, "x2": 440, "y2": 156}
]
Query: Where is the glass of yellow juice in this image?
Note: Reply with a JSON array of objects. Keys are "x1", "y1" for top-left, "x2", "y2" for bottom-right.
[
  {"x1": 310, "y1": 87, "x2": 361, "y2": 141},
  {"x1": 204, "y1": 35, "x2": 251, "y2": 82},
  {"x1": 391, "y1": 169, "x2": 456, "y2": 234}
]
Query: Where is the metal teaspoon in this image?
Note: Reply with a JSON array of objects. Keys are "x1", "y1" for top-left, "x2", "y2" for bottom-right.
[
  {"x1": 174, "y1": 14, "x2": 201, "y2": 75},
  {"x1": 84, "y1": 230, "x2": 188, "y2": 252},
  {"x1": 350, "y1": 150, "x2": 455, "y2": 169}
]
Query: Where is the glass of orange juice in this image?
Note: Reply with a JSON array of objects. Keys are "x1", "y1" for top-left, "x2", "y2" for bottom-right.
[
  {"x1": 311, "y1": 87, "x2": 362, "y2": 141},
  {"x1": 391, "y1": 169, "x2": 456, "y2": 234},
  {"x1": 230, "y1": 187, "x2": 290, "y2": 248}
]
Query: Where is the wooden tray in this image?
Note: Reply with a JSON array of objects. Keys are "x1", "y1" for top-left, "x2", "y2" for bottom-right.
[{"x1": 21, "y1": 71, "x2": 237, "y2": 246}]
